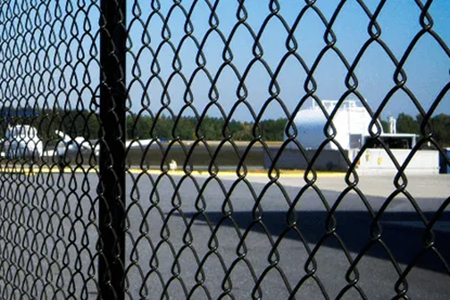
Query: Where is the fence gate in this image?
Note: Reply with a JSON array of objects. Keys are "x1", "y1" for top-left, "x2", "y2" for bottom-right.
[{"x1": 0, "y1": 0, "x2": 449, "y2": 299}]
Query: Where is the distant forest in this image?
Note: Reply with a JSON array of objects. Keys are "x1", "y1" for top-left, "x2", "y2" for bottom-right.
[
  {"x1": 388, "y1": 113, "x2": 450, "y2": 147},
  {"x1": 0, "y1": 109, "x2": 286, "y2": 142},
  {"x1": 1, "y1": 109, "x2": 449, "y2": 146},
  {"x1": 136, "y1": 113, "x2": 450, "y2": 146}
]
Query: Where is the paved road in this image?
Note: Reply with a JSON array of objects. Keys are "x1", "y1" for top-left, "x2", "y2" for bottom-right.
[{"x1": 0, "y1": 170, "x2": 449, "y2": 299}]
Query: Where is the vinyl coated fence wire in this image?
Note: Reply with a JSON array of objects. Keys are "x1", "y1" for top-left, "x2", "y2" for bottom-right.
[{"x1": 0, "y1": 0, "x2": 449, "y2": 299}]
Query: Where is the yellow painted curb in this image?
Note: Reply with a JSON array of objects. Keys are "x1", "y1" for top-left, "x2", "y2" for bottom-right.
[
  {"x1": 126, "y1": 169, "x2": 345, "y2": 178},
  {"x1": 0, "y1": 167, "x2": 32, "y2": 174},
  {"x1": 0, "y1": 166, "x2": 345, "y2": 178}
]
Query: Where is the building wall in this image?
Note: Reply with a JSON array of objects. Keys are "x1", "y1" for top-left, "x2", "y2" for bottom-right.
[
  {"x1": 351, "y1": 149, "x2": 440, "y2": 175},
  {"x1": 265, "y1": 148, "x2": 439, "y2": 175}
]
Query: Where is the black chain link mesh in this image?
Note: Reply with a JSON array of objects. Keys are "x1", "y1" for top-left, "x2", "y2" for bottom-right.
[{"x1": 0, "y1": 0, "x2": 449, "y2": 299}]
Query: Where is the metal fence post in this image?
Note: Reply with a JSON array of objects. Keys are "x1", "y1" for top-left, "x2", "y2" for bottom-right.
[{"x1": 99, "y1": 0, "x2": 126, "y2": 299}]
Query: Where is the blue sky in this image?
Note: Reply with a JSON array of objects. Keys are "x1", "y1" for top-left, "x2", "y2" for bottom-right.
[
  {"x1": 0, "y1": 0, "x2": 449, "y2": 122},
  {"x1": 126, "y1": 0, "x2": 450, "y2": 121}
]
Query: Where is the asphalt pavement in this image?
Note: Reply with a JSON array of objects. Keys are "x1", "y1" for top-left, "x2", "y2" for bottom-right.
[{"x1": 0, "y1": 170, "x2": 448, "y2": 299}]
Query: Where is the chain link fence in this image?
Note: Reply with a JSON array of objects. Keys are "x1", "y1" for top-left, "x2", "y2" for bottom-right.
[{"x1": 0, "y1": 0, "x2": 449, "y2": 299}]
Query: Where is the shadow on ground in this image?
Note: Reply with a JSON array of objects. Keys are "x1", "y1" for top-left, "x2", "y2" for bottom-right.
[{"x1": 181, "y1": 209, "x2": 450, "y2": 274}]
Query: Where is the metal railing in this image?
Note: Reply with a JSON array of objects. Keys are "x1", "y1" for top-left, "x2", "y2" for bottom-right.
[{"x1": 0, "y1": 0, "x2": 449, "y2": 299}]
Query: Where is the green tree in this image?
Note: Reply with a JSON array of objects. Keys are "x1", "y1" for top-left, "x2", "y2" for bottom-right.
[
  {"x1": 430, "y1": 114, "x2": 450, "y2": 147},
  {"x1": 127, "y1": 113, "x2": 153, "y2": 139},
  {"x1": 380, "y1": 120, "x2": 389, "y2": 133},
  {"x1": 397, "y1": 113, "x2": 419, "y2": 134},
  {"x1": 260, "y1": 118, "x2": 287, "y2": 141},
  {"x1": 154, "y1": 115, "x2": 174, "y2": 138},
  {"x1": 175, "y1": 116, "x2": 196, "y2": 140}
]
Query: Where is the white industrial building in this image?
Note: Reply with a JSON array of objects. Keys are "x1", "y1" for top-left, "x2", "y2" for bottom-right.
[
  {"x1": 291, "y1": 100, "x2": 417, "y2": 151},
  {"x1": 268, "y1": 100, "x2": 439, "y2": 174}
]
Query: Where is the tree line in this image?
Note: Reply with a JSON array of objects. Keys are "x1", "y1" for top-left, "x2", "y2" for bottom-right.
[
  {"x1": 1, "y1": 108, "x2": 449, "y2": 146},
  {"x1": 393, "y1": 113, "x2": 450, "y2": 147},
  {"x1": 126, "y1": 114, "x2": 287, "y2": 141},
  {"x1": 0, "y1": 108, "x2": 286, "y2": 142}
]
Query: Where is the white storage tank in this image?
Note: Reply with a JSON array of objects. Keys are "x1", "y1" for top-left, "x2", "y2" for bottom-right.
[{"x1": 288, "y1": 100, "x2": 377, "y2": 150}]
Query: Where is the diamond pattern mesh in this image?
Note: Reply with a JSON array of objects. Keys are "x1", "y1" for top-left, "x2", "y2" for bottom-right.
[{"x1": 0, "y1": 0, "x2": 448, "y2": 299}]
